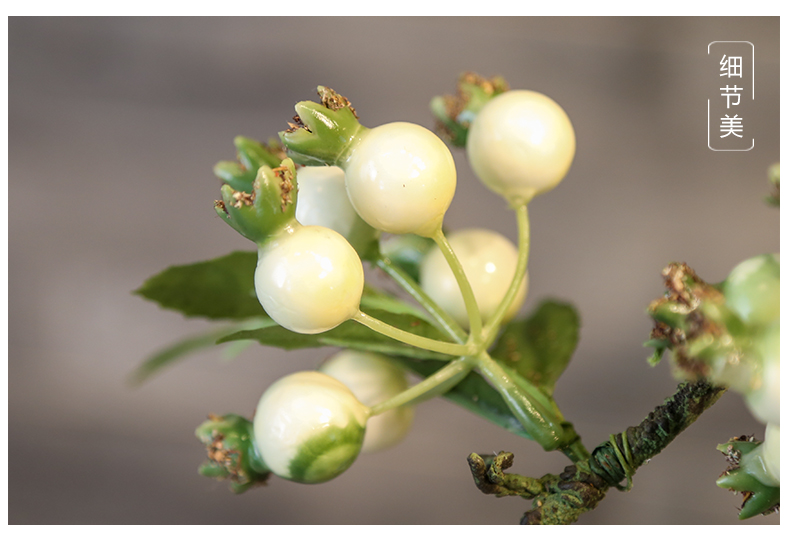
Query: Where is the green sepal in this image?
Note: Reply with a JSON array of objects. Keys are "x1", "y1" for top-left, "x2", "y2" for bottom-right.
[
  {"x1": 717, "y1": 466, "x2": 763, "y2": 492},
  {"x1": 716, "y1": 437, "x2": 760, "y2": 457},
  {"x1": 134, "y1": 251, "x2": 265, "y2": 320},
  {"x1": 738, "y1": 484, "x2": 781, "y2": 520},
  {"x1": 379, "y1": 234, "x2": 436, "y2": 282},
  {"x1": 215, "y1": 158, "x2": 298, "y2": 244},
  {"x1": 279, "y1": 86, "x2": 367, "y2": 166},
  {"x1": 716, "y1": 468, "x2": 780, "y2": 519},
  {"x1": 643, "y1": 338, "x2": 671, "y2": 366},
  {"x1": 431, "y1": 72, "x2": 509, "y2": 148},
  {"x1": 213, "y1": 137, "x2": 285, "y2": 195},
  {"x1": 234, "y1": 136, "x2": 283, "y2": 172},
  {"x1": 213, "y1": 161, "x2": 255, "y2": 194},
  {"x1": 195, "y1": 414, "x2": 270, "y2": 494},
  {"x1": 715, "y1": 437, "x2": 780, "y2": 519},
  {"x1": 489, "y1": 300, "x2": 580, "y2": 396},
  {"x1": 647, "y1": 301, "x2": 689, "y2": 330}
]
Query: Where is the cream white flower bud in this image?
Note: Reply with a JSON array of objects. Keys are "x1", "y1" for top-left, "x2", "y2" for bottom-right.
[
  {"x1": 320, "y1": 350, "x2": 414, "y2": 453},
  {"x1": 467, "y1": 90, "x2": 576, "y2": 202},
  {"x1": 420, "y1": 228, "x2": 528, "y2": 329},
  {"x1": 253, "y1": 371, "x2": 370, "y2": 484},
  {"x1": 255, "y1": 225, "x2": 364, "y2": 334}
]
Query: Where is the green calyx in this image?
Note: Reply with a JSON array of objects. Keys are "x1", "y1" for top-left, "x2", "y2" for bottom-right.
[
  {"x1": 214, "y1": 136, "x2": 286, "y2": 194},
  {"x1": 279, "y1": 86, "x2": 367, "y2": 167},
  {"x1": 287, "y1": 422, "x2": 366, "y2": 484},
  {"x1": 195, "y1": 413, "x2": 270, "y2": 494},
  {"x1": 716, "y1": 436, "x2": 780, "y2": 519},
  {"x1": 646, "y1": 258, "x2": 780, "y2": 395},
  {"x1": 645, "y1": 263, "x2": 752, "y2": 379},
  {"x1": 214, "y1": 157, "x2": 299, "y2": 244},
  {"x1": 431, "y1": 72, "x2": 510, "y2": 148}
]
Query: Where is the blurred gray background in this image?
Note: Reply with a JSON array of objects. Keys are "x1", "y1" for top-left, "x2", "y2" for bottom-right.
[{"x1": 8, "y1": 17, "x2": 779, "y2": 525}]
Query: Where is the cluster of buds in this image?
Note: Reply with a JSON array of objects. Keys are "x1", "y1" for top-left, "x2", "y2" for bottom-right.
[{"x1": 647, "y1": 254, "x2": 780, "y2": 518}]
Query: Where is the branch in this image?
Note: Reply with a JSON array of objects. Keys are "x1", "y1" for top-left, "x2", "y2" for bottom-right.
[{"x1": 468, "y1": 380, "x2": 726, "y2": 524}]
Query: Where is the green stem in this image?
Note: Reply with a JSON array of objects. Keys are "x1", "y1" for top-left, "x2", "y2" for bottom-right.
[
  {"x1": 474, "y1": 352, "x2": 567, "y2": 451},
  {"x1": 482, "y1": 201, "x2": 530, "y2": 347},
  {"x1": 353, "y1": 310, "x2": 471, "y2": 357},
  {"x1": 562, "y1": 439, "x2": 591, "y2": 463},
  {"x1": 369, "y1": 358, "x2": 473, "y2": 415},
  {"x1": 375, "y1": 254, "x2": 467, "y2": 344},
  {"x1": 431, "y1": 228, "x2": 483, "y2": 345}
]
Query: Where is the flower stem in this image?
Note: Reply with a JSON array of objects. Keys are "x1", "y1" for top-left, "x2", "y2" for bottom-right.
[
  {"x1": 375, "y1": 254, "x2": 467, "y2": 344},
  {"x1": 474, "y1": 352, "x2": 568, "y2": 451},
  {"x1": 482, "y1": 201, "x2": 530, "y2": 347},
  {"x1": 562, "y1": 439, "x2": 591, "y2": 463},
  {"x1": 369, "y1": 358, "x2": 473, "y2": 416},
  {"x1": 431, "y1": 227, "x2": 483, "y2": 345},
  {"x1": 353, "y1": 310, "x2": 471, "y2": 357}
]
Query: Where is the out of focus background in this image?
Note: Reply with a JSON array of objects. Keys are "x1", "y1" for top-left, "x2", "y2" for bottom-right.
[{"x1": 8, "y1": 17, "x2": 780, "y2": 525}]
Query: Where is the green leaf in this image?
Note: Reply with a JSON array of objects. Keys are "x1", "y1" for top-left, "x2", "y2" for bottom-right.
[
  {"x1": 218, "y1": 310, "x2": 454, "y2": 361},
  {"x1": 130, "y1": 320, "x2": 272, "y2": 385},
  {"x1": 379, "y1": 234, "x2": 436, "y2": 282},
  {"x1": 403, "y1": 359, "x2": 532, "y2": 440},
  {"x1": 135, "y1": 251, "x2": 265, "y2": 320},
  {"x1": 135, "y1": 251, "x2": 422, "y2": 323},
  {"x1": 360, "y1": 285, "x2": 429, "y2": 319},
  {"x1": 489, "y1": 300, "x2": 580, "y2": 395}
]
